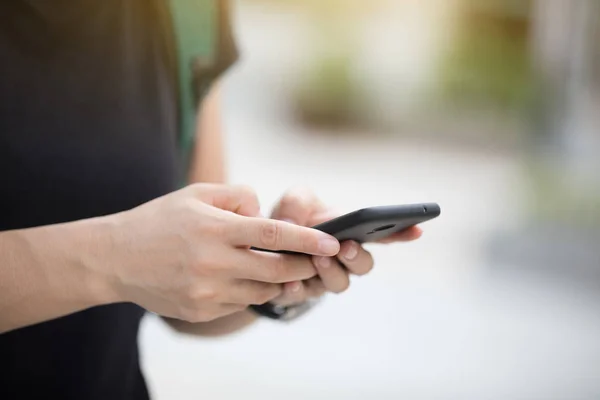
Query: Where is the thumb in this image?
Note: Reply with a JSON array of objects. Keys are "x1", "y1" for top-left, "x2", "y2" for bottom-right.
[
  {"x1": 308, "y1": 208, "x2": 344, "y2": 227},
  {"x1": 271, "y1": 187, "x2": 323, "y2": 226},
  {"x1": 188, "y1": 183, "x2": 261, "y2": 217}
]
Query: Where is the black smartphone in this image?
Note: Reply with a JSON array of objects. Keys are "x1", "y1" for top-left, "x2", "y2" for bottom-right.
[
  {"x1": 311, "y1": 203, "x2": 440, "y2": 243},
  {"x1": 252, "y1": 203, "x2": 440, "y2": 254}
]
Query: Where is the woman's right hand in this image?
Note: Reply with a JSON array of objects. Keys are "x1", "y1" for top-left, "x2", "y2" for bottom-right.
[{"x1": 95, "y1": 184, "x2": 340, "y2": 323}]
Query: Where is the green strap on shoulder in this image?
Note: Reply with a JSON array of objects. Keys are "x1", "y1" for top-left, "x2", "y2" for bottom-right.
[{"x1": 169, "y1": 0, "x2": 216, "y2": 185}]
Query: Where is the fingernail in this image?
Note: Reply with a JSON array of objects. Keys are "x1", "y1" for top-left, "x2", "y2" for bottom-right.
[
  {"x1": 290, "y1": 281, "x2": 302, "y2": 292},
  {"x1": 283, "y1": 219, "x2": 296, "y2": 225},
  {"x1": 317, "y1": 256, "x2": 331, "y2": 268},
  {"x1": 344, "y1": 243, "x2": 358, "y2": 260},
  {"x1": 319, "y1": 237, "x2": 339, "y2": 254}
]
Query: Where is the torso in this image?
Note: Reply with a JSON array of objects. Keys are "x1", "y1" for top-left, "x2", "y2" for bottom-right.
[{"x1": 0, "y1": 1, "x2": 178, "y2": 398}]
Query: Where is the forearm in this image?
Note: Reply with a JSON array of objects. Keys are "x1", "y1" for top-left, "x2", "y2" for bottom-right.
[
  {"x1": 0, "y1": 218, "x2": 117, "y2": 333},
  {"x1": 188, "y1": 83, "x2": 227, "y2": 184}
]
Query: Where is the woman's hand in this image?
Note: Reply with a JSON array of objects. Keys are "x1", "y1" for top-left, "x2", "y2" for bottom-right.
[{"x1": 268, "y1": 188, "x2": 422, "y2": 306}]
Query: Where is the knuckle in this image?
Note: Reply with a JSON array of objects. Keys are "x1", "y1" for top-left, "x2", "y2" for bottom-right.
[
  {"x1": 236, "y1": 184, "x2": 258, "y2": 201},
  {"x1": 203, "y1": 213, "x2": 229, "y2": 237},
  {"x1": 178, "y1": 195, "x2": 197, "y2": 209},
  {"x1": 187, "y1": 285, "x2": 219, "y2": 303},
  {"x1": 259, "y1": 220, "x2": 282, "y2": 248},
  {"x1": 185, "y1": 182, "x2": 202, "y2": 194},
  {"x1": 171, "y1": 197, "x2": 199, "y2": 220},
  {"x1": 238, "y1": 186, "x2": 261, "y2": 216},
  {"x1": 186, "y1": 183, "x2": 211, "y2": 198},
  {"x1": 232, "y1": 184, "x2": 259, "y2": 210}
]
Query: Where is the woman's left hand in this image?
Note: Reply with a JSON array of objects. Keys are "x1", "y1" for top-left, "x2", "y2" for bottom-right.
[{"x1": 268, "y1": 188, "x2": 423, "y2": 306}]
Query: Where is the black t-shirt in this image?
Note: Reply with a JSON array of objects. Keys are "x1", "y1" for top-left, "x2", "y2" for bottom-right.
[{"x1": 0, "y1": 1, "x2": 237, "y2": 399}]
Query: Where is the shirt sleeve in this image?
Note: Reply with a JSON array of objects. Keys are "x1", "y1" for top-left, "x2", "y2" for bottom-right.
[
  {"x1": 215, "y1": 0, "x2": 239, "y2": 73},
  {"x1": 192, "y1": 0, "x2": 239, "y2": 98}
]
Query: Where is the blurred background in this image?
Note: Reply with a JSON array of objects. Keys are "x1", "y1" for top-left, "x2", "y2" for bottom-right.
[{"x1": 140, "y1": 1, "x2": 600, "y2": 399}]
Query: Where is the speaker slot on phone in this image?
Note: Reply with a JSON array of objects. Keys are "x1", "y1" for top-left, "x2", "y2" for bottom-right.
[{"x1": 373, "y1": 224, "x2": 396, "y2": 232}]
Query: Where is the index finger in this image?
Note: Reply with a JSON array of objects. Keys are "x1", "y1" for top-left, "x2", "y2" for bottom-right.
[{"x1": 227, "y1": 216, "x2": 340, "y2": 256}]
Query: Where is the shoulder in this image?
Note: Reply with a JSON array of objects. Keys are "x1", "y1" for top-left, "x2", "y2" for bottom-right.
[
  {"x1": 167, "y1": 0, "x2": 239, "y2": 96},
  {"x1": 168, "y1": 0, "x2": 239, "y2": 73}
]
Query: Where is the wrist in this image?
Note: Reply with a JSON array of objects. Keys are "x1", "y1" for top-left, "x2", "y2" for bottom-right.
[{"x1": 40, "y1": 216, "x2": 124, "y2": 307}]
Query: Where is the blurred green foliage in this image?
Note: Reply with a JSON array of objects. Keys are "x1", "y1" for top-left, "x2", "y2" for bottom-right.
[
  {"x1": 286, "y1": 0, "x2": 364, "y2": 127},
  {"x1": 469, "y1": 0, "x2": 532, "y2": 18},
  {"x1": 292, "y1": 51, "x2": 362, "y2": 127},
  {"x1": 437, "y1": 0, "x2": 536, "y2": 115},
  {"x1": 525, "y1": 161, "x2": 600, "y2": 228}
]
